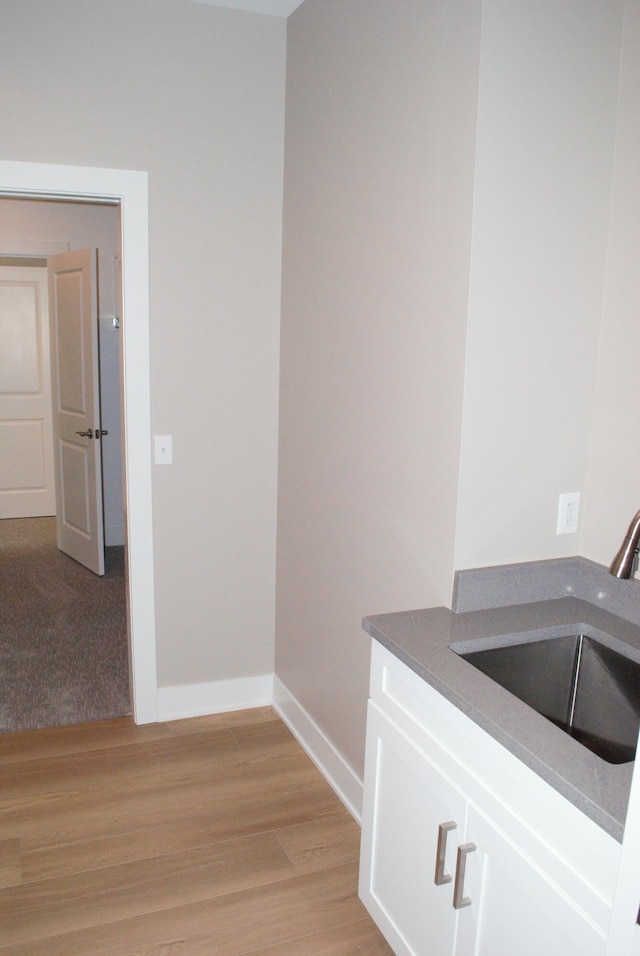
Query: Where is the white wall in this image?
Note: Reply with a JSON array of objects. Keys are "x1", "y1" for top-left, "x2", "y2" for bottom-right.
[
  {"x1": 0, "y1": 0, "x2": 286, "y2": 690},
  {"x1": 0, "y1": 198, "x2": 124, "y2": 545},
  {"x1": 583, "y1": 0, "x2": 640, "y2": 568},
  {"x1": 276, "y1": 0, "x2": 481, "y2": 778},
  {"x1": 454, "y1": 0, "x2": 623, "y2": 571}
]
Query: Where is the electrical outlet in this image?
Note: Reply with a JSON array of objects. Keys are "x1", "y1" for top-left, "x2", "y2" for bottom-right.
[{"x1": 557, "y1": 492, "x2": 580, "y2": 535}]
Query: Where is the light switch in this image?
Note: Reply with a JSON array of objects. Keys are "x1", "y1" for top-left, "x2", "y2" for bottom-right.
[{"x1": 155, "y1": 435, "x2": 173, "y2": 465}]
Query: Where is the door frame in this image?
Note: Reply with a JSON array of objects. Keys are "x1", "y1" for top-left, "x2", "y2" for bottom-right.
[{"x1": 0, "y1": 159, "x2": 158, "y2": 724}]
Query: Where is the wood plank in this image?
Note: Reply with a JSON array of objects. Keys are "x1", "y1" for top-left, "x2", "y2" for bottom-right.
[
  {"x1": 19, "y1": 779, "x2": 345, "y2": 885},
  {"x1": 1, "y1": 719, "x2": 299, "y2": 812},
  {"x1": 20, "y1": 813, "x2": 228, "y2": 884},
  {"x1": 0, "y1": 841, "x2": 21, "y2": 889},
  {"x1": 241, "y1": 919, "x2": 395, "y2": 955},
  {"x1": 1, "y1": 833, "x2": 294, "y2": 946},
  {"x1": 0, "y1": 727, "x2": 239, "y2": 800},
  {"x1": 0, "y1": 710, "x2": 390, "y2": 956},
  {"x1": 0, "y1": 833, "x2": 292, "y2": 945},
  {"x1": 275, "y1": 812, "x2": 361, "y2": 874},
  {"x1": 4, "y1": 754, "x2": 342, "y2": 851},
  {"x1": 168, "y1": 707, "x2": 276, "y2": 733},
  {"x1": 0, "y1": 864, "x2": 368, "y2": 955},
  {"x1": 0, "y1": 708, "x2": 277, "y2": 766},
  {"x1": 0, "y1": 717, "x2": 169, "y2": 766}
]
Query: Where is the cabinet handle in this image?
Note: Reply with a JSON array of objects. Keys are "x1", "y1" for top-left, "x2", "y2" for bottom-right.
[
  {"x1": 453, "y1": 842, "x2": 476, "y2": 909},
  {"x1": 434, "y1": 821, "x2": 457, "y2": 886}
]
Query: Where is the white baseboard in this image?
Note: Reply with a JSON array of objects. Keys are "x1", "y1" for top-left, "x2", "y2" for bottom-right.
[
  {"x1": 157, "y1": 674, "x2": 274, "y2": 721},
  {"x1": 272, "y1": 675, "x2": 364, "y2": 824}
]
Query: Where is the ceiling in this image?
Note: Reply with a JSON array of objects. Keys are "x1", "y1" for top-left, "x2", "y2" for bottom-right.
[{"x1": 191, "y1": 0, "x2": 305, "y2": 16}]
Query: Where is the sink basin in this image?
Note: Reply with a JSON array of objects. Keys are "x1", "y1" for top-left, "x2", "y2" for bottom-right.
[{"x1": 455, "y1": 633, "x2": 640, "y2": 764}]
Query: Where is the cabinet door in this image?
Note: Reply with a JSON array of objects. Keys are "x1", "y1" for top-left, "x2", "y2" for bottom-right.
[
  {"x1": 454, "y1": 803, "x2": 607, "y2": 956},
  {"x1": 359, "y1": 702, "x2": 467, "y2": 956}
]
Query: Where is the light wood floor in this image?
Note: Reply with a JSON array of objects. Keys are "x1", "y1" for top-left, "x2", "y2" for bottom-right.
[{"x1": 0, "y1": 708, "x2": 393, "y2": 955}]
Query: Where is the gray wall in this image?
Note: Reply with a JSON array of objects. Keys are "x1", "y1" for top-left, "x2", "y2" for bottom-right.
[
  {"x1": 583, "y1": 0, "x2": 640, "y2": 564},
  {"x1": 276, "y1": 0, "x2": 481, "y2": 776},
  {"x1": 455, "y1": 0, "x2": 623, "y2": 570},
  {"x1": 276, "y1": 0, "x2": 633, "y2": 783},
  {"x1": 0, "y1": 0, "x2": 286, "y2": 688}
]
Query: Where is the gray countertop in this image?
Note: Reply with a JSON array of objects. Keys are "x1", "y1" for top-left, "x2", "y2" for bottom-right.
[{"x1": 363, "y1": 596, "x2": 640, "y2": 842}]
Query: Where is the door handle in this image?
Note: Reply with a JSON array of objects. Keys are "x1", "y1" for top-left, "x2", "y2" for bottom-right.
[
  {"x1": 453, "y1": 842, "x2": 476, "y2": 909},
  {"x1": 434, "y1": 821, "x2": 457, "y2": 886},
  {"x1": 75, "y1": 428, "x2": 109, "y2": 439}
]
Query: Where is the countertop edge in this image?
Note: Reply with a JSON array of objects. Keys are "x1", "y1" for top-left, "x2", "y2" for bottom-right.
[{"x1": 363, "y1": 599, "x2": 638, "y2": 843}]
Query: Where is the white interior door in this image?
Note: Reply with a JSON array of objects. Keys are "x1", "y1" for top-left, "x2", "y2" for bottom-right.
[
  {"x1": 48, "y1": 248, "x2": 105, "y2": 576},
  {"x1": 0, "y1": 265, "x2": 56, "y2": 518}
]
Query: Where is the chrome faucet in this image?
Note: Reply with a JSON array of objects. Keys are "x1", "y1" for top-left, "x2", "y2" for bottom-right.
[{"x1": 609, "y1": 509, "x2": 640, "y2": 578}]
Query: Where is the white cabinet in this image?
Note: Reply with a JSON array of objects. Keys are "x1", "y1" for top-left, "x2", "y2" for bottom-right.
[
  {"x1": 359, "y1": 642, "x2": 620, "y2": 956},
  {"x1": 361, "y1": 704, "x2": 465, "y2": 954},
  {"x1": 459, "y1": 804, "x2": 604, "y2": 956}
]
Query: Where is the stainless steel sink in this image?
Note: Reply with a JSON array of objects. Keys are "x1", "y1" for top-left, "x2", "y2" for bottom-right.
[{"x1": 456, "y1": 634, "x2": 640, "y2": 764}]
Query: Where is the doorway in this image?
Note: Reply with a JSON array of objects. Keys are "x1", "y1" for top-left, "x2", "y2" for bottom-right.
[
  {"x1": 0, "y1": 159, "x2": 157, "y2": 724},
  {"x1": 0, "y1": 202, "x2": 127, "y2": 730},
  {"x1": 0, "y1": 203, "x2": 123, "y2": 561}
]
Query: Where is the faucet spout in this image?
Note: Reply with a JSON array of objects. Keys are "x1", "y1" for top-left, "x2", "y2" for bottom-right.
[{"x1": 609, "y1": 509, "x2": 640, "y2": 579}]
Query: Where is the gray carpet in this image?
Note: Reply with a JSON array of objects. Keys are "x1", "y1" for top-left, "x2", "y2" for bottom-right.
[{"x1": 0, "y1": 517, "x2": 130, "y2": 732}]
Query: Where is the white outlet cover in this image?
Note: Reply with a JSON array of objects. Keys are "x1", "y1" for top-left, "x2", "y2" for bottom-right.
[{"x1": 557, "y1": 492, "x2": 580, "y2": 535}]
